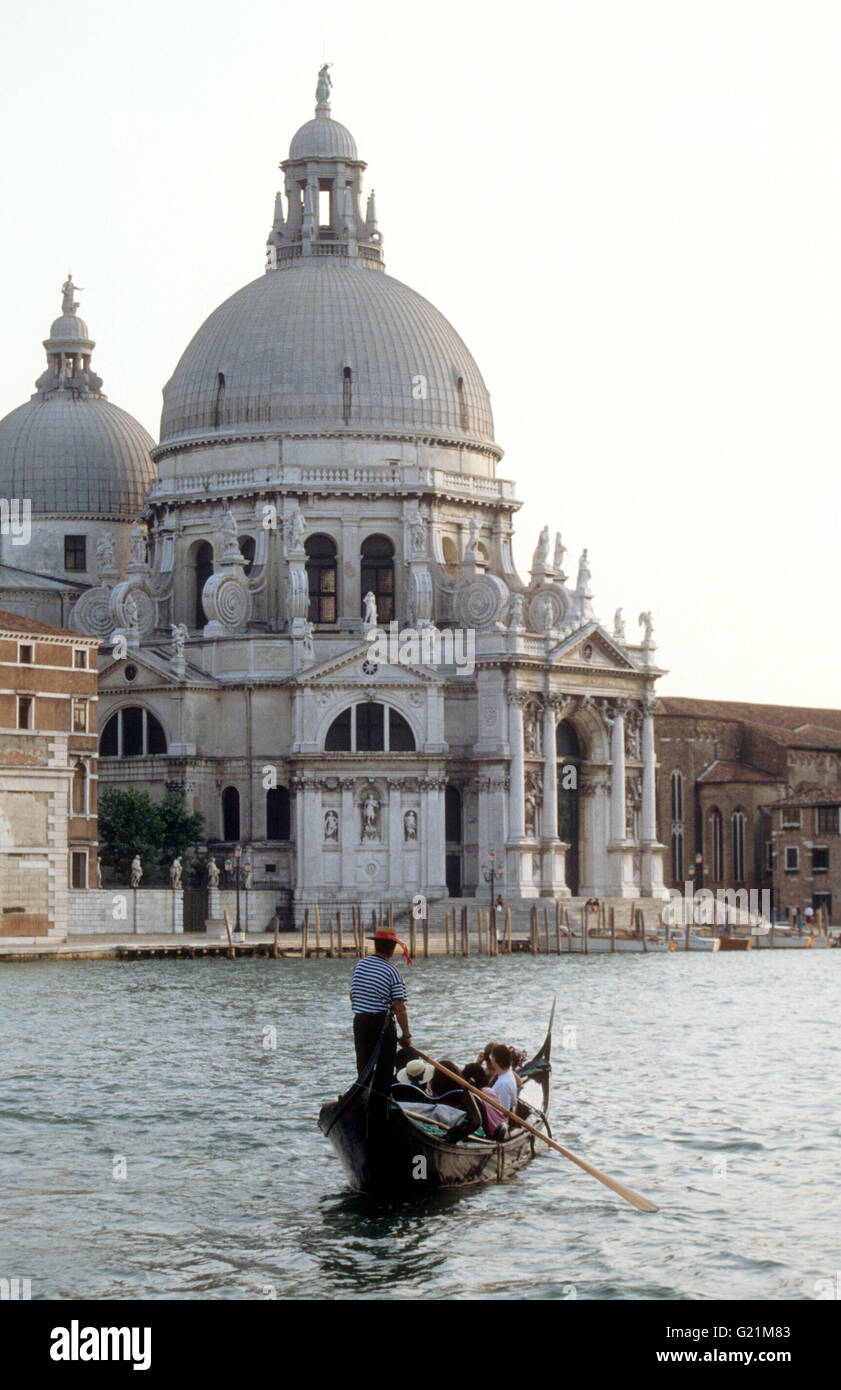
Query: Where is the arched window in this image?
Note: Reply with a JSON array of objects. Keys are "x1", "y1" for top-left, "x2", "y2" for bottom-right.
[
  {"x1": 222, "y1": 786, "x2": 240, "y2": 842},
  {"x1": 342, "y1": 366, "x2": 352, "y2": 424},
  {"x1": 213, "y1": 372, "x2": 226, "y2": 428},
  {"x1": 324, "y1": 703, "x2": 416, "y2": 753},
  {"x1": 671, "y1": 826, "x2": 684, "y2": 882},
  {"x1": 99, "y1": 708, "x2": 167, "y2": 757},
  {"x1": 732, "y1": 809, "x2": 746, "y2": 882},
  {"x1": 239, "y1": 536, "x2": 255, "y2": 576},
  {"x1": 194, "y1": 541, "x2": 214, "y2": 629},
  {"x1": 670, "y1": 770, "x2": 684, "y2": 822},
  {"x1": 306, "y1": 534, "x2": 337, "y2": 625},
  {"x1": 710, "y1": 808, "x2": 723, "y2": 881},
  {"x1": 71, "y1": 761, "x2": 87, "y2": 815},
  {"x1": 445, "y1": 786, "x2": 462, "y2": 843},
  {"x1": 266, "y1": 786, "x2": 290, "y2": 840},
  {"x1": 361, "y1": 535, "x2": 394, "y2": 622},
  {"x1": 456, "y1": 375, "x2": 469, "y2": 431}
]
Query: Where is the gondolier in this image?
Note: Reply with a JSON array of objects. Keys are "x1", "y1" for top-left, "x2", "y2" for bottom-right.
[{"x1": 349, "y1": 928, "x2": 412, "y2": 1107}]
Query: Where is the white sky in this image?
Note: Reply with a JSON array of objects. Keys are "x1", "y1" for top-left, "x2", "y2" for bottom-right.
[{"x1": 2, "y1": 0, "x2": 839, "y2": 706}]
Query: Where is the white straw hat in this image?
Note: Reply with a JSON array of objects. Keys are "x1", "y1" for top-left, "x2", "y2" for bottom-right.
[{"x1": 396, "y1": 1058, "x2": 434, "y2": 1086}]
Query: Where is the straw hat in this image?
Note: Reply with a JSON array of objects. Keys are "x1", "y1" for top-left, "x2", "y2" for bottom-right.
[
  {"x1": 367, "y1": 927, "x2": 412, "y2": 963},
  {"x1": 396, "y1": 1057, "x2": 434, "y2": 1087}
]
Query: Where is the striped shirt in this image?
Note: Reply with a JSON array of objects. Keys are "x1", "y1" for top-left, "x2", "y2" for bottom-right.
[{"x1": 350, "y1": 955, "x2": 408, "y2": 1014}]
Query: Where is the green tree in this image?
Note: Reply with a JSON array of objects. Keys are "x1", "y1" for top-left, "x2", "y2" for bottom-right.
[
  {"x1": 158, "y1": 789, "x2": 205, "y2": 870},
  {"x1": 98, "y1": 788, "x2": 163, "y2": 884}
]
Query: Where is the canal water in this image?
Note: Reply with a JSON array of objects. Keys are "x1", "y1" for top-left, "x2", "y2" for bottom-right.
[{"x1": 1, "y1": 951, "x2": 838, "y2": 1300}]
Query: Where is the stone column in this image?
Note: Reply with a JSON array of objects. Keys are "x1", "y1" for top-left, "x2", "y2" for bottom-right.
[
  {"x1": 425, "y1": 777, "x2": 446, "y2": 898},
  {"x1": 606, "y1": 701, "x2": 638, "y2": 898},
  {"x1": 610, "y1": 703, "x2": 627, "y2": 844},
  {"x1": 506, "y1": 688, "x2": 536, "y2": 897},
  {"x1": 540, "y1": 695, "x2": 569, "y2": 895},
  {"x1": 640, "y1": 698, "x2": 668, "y2": 897},
  {"x1": 541, "y1": 699, "x2": 558, "y2": 840},
  {"x1": 340, "y1": 778, "x2": 355, "y2": 893},
  {"x1": 507, "y1": 692, "x2": 525, "y2": 841},
  {"x1": 388, "y1": 780, "x2": 403, "y2": 894}
]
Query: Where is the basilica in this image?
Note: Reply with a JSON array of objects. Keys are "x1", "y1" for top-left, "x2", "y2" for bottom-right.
[{"x1": 0, "y1": 72, "x2": 668, "y2": 911}]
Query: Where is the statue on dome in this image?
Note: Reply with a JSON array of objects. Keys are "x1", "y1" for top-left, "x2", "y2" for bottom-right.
[
  {"x1": 61, "y1": 274, "x2": 82, "y2": 315},
  {"x1": 532, "y1": 525, "x2": 551, "y2": 571},
  {"x1": 639, "y1": 610, "x2": 655, "y2": 644},
  {"x1": 613, "y1": 607, "x2": 626, "y2": 641},
  {"x1": 576, "y1": 548, "x2": 591, "y2": 593},
  {"x1": 95, "y1": 532, "x2": 117, "y2": 579},
  {"x1": 553, "y1": 531, "x2": 566, "y2": 576},
  {"x1": 316, "y1": 64, "x2": 332, "y2": 108}
]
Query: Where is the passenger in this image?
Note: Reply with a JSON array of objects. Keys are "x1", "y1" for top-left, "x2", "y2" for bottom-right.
[
  {"x1": 487, "y1": 1043, "x2": 519, "y2": 1115},
  {"x1": 462, "y1": 1062, "x2": 507, "y2": 1140},
  {"x1": 429, "y1": 1059, "x2": 462, "y2": 1098},
  {"x1": 395, "y1": 1057, "x2": 433, "y2": 1091}
]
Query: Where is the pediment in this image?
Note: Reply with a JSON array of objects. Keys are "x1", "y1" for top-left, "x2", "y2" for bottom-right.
[
  {"x1": 548, "y1": 622, "x2": 639, "y2": 671},
  {"x1": 291, "y1": 638, "x2": 445, "y2": 689},
  {"x1": 98, "y1": 647, "x2": 218, "y2": 690}
]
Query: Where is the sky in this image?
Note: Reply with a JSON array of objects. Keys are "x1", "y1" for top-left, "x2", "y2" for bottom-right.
[{"x1": 1, "y1": 0, "x2": 839, "y2": 706}]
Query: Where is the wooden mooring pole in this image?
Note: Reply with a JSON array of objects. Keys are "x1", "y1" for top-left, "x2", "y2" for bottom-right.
[
  {"x1": 444, "y1": 909, "x2": 451, "y2": 954},
  {"x1": 336, "y1": 910, "x2": 343, "y2": 958},
  {"x1": 610, "y1": 904, "x2": 616, "y2": 953},
  {"x1": 302, "y1": 908, "x2": 309, "y2": 960}
]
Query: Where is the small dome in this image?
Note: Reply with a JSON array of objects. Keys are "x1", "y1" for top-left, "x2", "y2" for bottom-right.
[
  {"x1": 0, "y1": 394, "x2": 156, "y2": 518},
  {"x1": 48, "y1": 313, "x2": 91, "y2": 343},
  {"x1": 289, "y1": 115, "x2": 358, "y2": 162}
]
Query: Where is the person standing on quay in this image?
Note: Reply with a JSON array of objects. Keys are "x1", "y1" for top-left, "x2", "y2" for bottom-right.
[{"x1": 349, "y1": 929, "x2": 412, "y2": 1106}]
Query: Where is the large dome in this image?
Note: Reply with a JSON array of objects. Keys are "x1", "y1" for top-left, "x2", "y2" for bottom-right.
[
  {"x1": 289, "y1": 115, "x2": 358, "y2": 161},
  {"x1": 159, "y1": 260, "x2": 496, "y2": 452},
  {"x1": 0, "y1": 394, "x2": 155, "y2": 517}
]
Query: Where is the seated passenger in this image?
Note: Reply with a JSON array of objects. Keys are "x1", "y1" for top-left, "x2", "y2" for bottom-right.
[
  {"x1": 487, "y1": 1043, "x2": 519, "y2": 1114},
  {"x1": 429, "y1": 1059, "x2": 464, "y2": 1102},
  {"x1": 395, "y1": 1057, "x2": 433, "y2": 1091},
  {"x1": 462, "y1": 1062, "x2": 507, "y2": 1141}
]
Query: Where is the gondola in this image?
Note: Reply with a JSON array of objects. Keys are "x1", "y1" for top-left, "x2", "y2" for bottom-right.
[{"x1": 318, "y1": 1005, "x2": 554, "y2": 1195}]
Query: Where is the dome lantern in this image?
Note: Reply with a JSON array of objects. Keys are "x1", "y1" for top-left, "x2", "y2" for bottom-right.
[
  {"x1": 267, "y1": 69, "x2": 384, "y2": 271},
  {"x1": 35, "y1": 277, "x2": 104, "y2": 399}
]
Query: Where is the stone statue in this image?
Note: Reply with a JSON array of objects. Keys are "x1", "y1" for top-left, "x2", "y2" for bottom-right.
[
  {"x1": 243, "y1": 860, "x2": 253, "y2": 889},
  {"x1": 639, "y1": 610, "x2": 655, "y2": 643},
  {"x1": 536, "y1": 593, "x2": 554, "y2": 632},
  {"x1": 524, "y1": 709, "x2": 538, "y2": 753},
  {"x1": 170, "y1": 857, "x2": 182, "y2": 889},
  {"x1": 221, "y1": 507, "x2": 237, "y2": 553},
  {"x1": 361, "y1": 793, "x2": 380, "y2": 842},
  {"x1": 363, "y1": 591, "x2": 377, "y2": 628},
  {"x1": 410, "y1": 513, "x2": 426, "y2": 554},
  {"x1": 130, "y1": 855, "x2": 142, "y2": 888},
  {"x1": 508, "y1": 593, "x2": 525, "y2": 631},
  {"x1": 124, "y1": 592, "x2": 139, "y2": 635},
  {"x1": 96, "y1": 532, "x2": 116, "y2": 577},
  {"x1": 403, "y1": 810, "x2": 418, "y2": 842},
  {"x1": 464, "y1": 513, "x2": 481, "y2": 561},
  {"x1": 532, "y1": 525, "x2": 551, "y2": 570},
  {"x1": 613, "y1": 607, "x2": 626, "y2": 641},
  {"x1": 128, "y1": 520, "x2": 146, "y2": 566},
  {"x1": 61, "y1": 274, "x2": 82, "y2": 315},
  {"x1": 171, "y1": 623, "x2": 188, "y2": 663},
  {"x1": 289, "y1": 508, "x2": 306, "y2": 550},
  {"x1": 316, "y1": 63, "x2": 332, "y2": 107},
  {"x1": 553, "y1": 532, "x2": 566, "y2": 577},
  {"x1": 94, "y1": 858, "x2": 103, "y2": 888},
  {"x1": 206, "y1": 857, "x2": 220, "y2": 888},
  {"x1": 577, "y1": 549, "x2": 591, "y2": 590},
  {"x1": 324, "y1": 809, "x2": 339, "y2": 841}
]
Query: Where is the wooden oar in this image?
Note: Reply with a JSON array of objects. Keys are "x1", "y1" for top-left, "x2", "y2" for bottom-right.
[{"x1": 415, "y1": 1050, "x2": 659, "y2": 1214}]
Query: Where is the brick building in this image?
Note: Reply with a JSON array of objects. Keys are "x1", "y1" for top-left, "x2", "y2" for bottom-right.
[
  {"x1": 767, "y1": 786, "x2": 841, "y2": 924},
  {"x1": 0, "y1": 611, "x2": 99, "y2": 938},
  {"x1": 655, "y1": 697, "x2": 841, "y2": 917}
]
